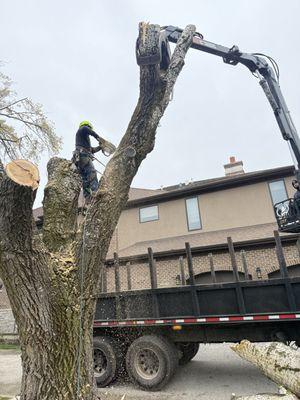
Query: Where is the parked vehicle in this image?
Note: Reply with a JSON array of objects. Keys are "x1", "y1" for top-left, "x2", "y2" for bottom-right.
[{"x1": 92, "y1": 237, "x2": 300, "y2": 391}]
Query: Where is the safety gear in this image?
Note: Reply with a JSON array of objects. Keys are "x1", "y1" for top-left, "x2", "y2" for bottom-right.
[
  {"x1": 79, "y1": 120, "x2": 93, "y2": 129},
  {"x1": 292, "y1": 180, "x2": 299, "y2": 189},
  {"x1": 74, "y1": 150, "x2": 99, "y2": 198}
]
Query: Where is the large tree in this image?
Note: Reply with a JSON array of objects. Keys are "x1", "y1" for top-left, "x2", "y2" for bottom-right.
[{"x1": 0, "y1": 23, "x2": 195, "y2": 399}]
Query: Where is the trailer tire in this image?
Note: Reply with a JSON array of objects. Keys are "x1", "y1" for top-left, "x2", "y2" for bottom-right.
[
  {"x1": 93, "y1": 336, "x2": 122, "y2": 387},
  {"x1": 177, "y1": 342, "x2": 199, "y2": 365},
  {"x1": 126, "y1": 335, "x2": 178, "y2": 391}
]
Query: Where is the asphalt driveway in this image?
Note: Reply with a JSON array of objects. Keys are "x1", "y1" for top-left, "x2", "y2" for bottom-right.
[{"x1": 0, "y1": 344, "x2": 277, "y2": 399}]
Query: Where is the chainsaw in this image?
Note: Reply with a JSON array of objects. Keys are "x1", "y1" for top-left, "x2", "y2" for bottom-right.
[{"x1": 98, "y1": 137, "x2": 116, "y2": 157}]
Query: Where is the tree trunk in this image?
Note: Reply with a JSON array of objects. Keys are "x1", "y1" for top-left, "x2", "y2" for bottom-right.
[
  {"x1": 231, "y1": 341, "x2": 300, "y2": 398},
  {"x1": 0, "y1": 23, "x2": 195, "y2": 400}
]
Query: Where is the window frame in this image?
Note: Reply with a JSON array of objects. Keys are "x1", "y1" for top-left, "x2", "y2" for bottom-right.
[
  {"x1": 185, "y1": 196, "x2": 202, "y2": 231},
  {"x1": 268, "y1": 179, "x2": 288, "y2": 206},
  {"x1": 139, "y1": 204, "x2": 159, "y2": 223}
]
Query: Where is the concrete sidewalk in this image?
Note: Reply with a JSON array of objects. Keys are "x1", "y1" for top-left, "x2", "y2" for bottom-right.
[
  {"x1": 0, "y1": 349, "x2": 22, "y2": 398},
  {"x1": 0, "y1": 344, "x2": 277, "y2": 399}
]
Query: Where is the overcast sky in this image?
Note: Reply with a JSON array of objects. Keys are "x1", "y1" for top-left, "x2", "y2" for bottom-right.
[{"x1": 2, "y1": 0, "x2": 300, "y2": 206}]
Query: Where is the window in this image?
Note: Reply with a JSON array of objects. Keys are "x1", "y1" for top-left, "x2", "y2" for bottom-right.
[
  {"x1": 268, "y1": 180, "x2": 288, "y2": 205},
  {"x1": 185, "y1": 197, "x2": 202, "y2": 231},
  {"x1": 139, "y1": 205, "x2": 159, "y2": 223}
]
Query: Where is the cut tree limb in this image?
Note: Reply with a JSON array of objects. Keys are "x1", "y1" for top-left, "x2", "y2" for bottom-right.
[
  {"x1": 231, "y1": 341, "x2": 300, "y2": 397},
  {"x1": 231, "y1": 394, "x2": 298, "y2": 399},
  {"x1": 42, "y1": 157, "x2": 81, "y2": 252},
  {"x1": 5, "y1": 159, "x2": 39, "y2": 189}
]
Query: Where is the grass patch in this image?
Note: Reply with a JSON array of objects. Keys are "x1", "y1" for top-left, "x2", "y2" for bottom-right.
[
  {"x1": 0, "y1": 343, "x2": 20, "y2": 350},
  {"x1": 0, "y1": 396, "x2": 11, "y2": 400}
]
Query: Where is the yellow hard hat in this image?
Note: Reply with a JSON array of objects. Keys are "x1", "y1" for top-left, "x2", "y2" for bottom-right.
[{"x1": 79, "y1": 120, "x2": 93, "y2": 129}]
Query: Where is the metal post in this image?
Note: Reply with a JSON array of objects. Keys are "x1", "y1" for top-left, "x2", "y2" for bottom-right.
[
  {"x1": 148, "y1": 248, "x2": 158, "y2": 289},
  {"x1": 208, "y1": 253, "x2": 216, "y2": 283},
  {"x1": 227, "y1": 237, "x2": 246, "y2": 314},
  {"x1": 113, "y1": 252, "x2": 121, "y2": 292},
  {"x1": 227, "y1": 237, "x2": 240, "y2": 282},
  {"x1": 274, "y1": 230, "x2": 289, "y2": 278},
  {"x1": 126, "y1": 262, "x2": 132, "y2": 291},
  {"x1": 113, "y1": 252, "x2": 122, "y2": 319},
  {"x1": 102, "y1": 265, "x2": 107, "y2": 293},
  {"x1": 185, "y1": 242, "x2": 196, "y2": 285},
  {"x1": 179, "y1": 256, "x2": 186, "y2": 285},
  {"x1": 185, "y1": 242, "x2": 200, "y2": 315},
  {"x1": 147, "y1": 247, "x2": 159, "y2": 317},
  {"x1": 274, "y1": 230, "x2": 296, "y2": 311},
  {"x1": 240, "y1": 250, "x2": 250, "y2": 281}
]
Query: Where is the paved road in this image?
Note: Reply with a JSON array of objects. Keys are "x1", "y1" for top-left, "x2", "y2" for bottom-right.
[
  {"x1": 0, "y1": 344, "x2": 277, "y2": 399},
  {"x1": 0, "y1": 349, "x2": 22, "y2": 397}
]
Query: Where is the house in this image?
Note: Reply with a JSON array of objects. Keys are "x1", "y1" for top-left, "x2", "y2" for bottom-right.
[
  {"x1": 103, "y1": 158, "x2": 300, "y2": 291},
  {"x1": 1, "y1": 158, "x2": 300, "y2": 333}
]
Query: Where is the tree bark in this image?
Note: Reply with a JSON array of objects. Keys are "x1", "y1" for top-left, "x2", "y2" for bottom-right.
[
  {"x1": 231, "y1": 341, "x2": 300, "y2": 398},
  {"x1": 231, "y1": 394, "x2": 298, "y2": 399},
  {"x1": 0, "y1": 23, "x2": 195, "y2": 400}
]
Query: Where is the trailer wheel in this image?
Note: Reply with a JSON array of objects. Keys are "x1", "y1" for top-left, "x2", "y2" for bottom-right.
[
  {"x1": 177, "y1": 342, "x2": 199, "y2": 365},
  {"x1": 126, "y1": 335, "x2": 178, "y2": 391},
  {"x1": 93, "y1": 336, "x2": 122, "y2": 387}
]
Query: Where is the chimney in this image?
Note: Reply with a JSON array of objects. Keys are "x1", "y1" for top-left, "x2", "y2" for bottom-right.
[{"x1": 224, "y1": 156, "x2": 245, "y2": 176}]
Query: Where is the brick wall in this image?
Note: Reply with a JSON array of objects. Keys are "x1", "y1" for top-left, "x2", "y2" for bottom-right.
[{"x1": 105, "y1": 242, "x2": 300, "y2": 292}]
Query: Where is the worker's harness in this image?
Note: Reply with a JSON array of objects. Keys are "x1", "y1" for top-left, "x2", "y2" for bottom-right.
[{"x1": 72, "y1": 147, "x2": 92, "y2": 167}]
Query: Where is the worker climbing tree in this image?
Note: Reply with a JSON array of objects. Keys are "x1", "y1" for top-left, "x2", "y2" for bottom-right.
[
  {"x1": 73, "y1": 121, "x2": 116, "y2": 203},
  {"x1": 0, "y1": 23, "x2": 196, "y2": 400}
]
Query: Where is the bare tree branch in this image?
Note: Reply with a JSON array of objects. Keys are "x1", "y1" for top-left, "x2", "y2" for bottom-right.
[{"x1": 0, "y1": 97, "x2": 28, "y2": 111}]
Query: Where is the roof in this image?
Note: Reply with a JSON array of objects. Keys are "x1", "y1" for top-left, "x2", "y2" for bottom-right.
[
  {"x1": 125, "y1": 165, "x2": 294, "y2": 208},
  {"x1": 107, "y1": 222, "x2": 293, "y2": 260},
  {"x1": 33, "y1": 165, "x2": 294, "y2": 221},
  {"x1": 127, "y1": 187, "x2": 162, "y2": 201}
]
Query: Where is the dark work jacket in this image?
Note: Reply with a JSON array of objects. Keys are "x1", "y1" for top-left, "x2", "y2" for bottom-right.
[{"x1": 75, "y1": 126, "x2": 101, "y2": 153}]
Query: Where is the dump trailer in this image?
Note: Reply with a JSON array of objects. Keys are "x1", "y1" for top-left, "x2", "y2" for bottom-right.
[
  {"x1": 92, "y1": 240, "x2": 300, "y2": 391},
  {"x1": 92, "y1": 27, "x2": 300, "y2": 391}
]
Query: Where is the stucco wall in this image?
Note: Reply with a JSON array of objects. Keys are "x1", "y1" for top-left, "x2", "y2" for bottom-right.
[{"x1": 110, "y1": 176, "x2": 294, "y2": 254}]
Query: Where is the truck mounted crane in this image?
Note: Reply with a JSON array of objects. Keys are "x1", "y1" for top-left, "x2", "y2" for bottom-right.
[{"x1": 136, "y1": 26, "x2": 300, "y2": 233}]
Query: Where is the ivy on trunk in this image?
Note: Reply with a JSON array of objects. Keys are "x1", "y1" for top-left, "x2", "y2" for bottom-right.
[{"x1": 0, "y1": 23, "x2": 195, "y2": 400}]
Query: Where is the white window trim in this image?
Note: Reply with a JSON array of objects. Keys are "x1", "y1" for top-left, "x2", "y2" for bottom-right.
[
  {"x1": 139, "y1": 205, "x2": 159, "y2": 223},
  {"x1": 185, "y1": 196, "x2": 202, "y2": 231}
]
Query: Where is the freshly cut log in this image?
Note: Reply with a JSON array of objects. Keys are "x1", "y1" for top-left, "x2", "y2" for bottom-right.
[
  {"x1": 231, "y1": 394, "x2": 298, "y2": 399},
  {"x1": 5, "y1": 159, "x2": 39, "y2": 189},
  {"x1": 231, "y1": 341, "x2": 300, "y2": 397}
]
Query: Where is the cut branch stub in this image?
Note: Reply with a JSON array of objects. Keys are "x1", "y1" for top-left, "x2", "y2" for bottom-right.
[
  {"x1": 5, "y1": 159, "x2": 40, "y2": 189},
  {"x1": 43, "y1": 157, "x2": 81, "y2": 252}
]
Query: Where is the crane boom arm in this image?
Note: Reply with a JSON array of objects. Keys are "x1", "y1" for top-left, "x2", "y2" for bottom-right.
[{"x1": 161, "y1": 26, "x2": 300, "y2": 177}]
